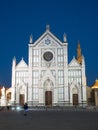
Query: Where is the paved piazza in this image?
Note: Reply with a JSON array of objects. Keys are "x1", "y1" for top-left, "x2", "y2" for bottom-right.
[{"x1": 0, "y1": 109, "x2": 98, "y2": 130}]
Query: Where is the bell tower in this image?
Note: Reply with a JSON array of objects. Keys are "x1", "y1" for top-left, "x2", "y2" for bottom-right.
[{"x1": 77, "y1": 41, "x2": 82, "y2": 64}]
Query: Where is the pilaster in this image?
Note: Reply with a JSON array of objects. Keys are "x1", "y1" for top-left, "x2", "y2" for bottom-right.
[{"x1": 11, "y1": 57, "x2": 16, "y2": 87}]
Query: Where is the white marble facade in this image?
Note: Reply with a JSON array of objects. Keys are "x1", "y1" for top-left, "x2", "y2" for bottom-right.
[
  {"x1": 0, "y1": 87, "x2": 6, "y2": 106},
  {"x1": 11, "y1": 26, "x2": 87, "y2": 106}
]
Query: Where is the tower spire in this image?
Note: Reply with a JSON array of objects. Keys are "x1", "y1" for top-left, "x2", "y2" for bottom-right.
[
  {"x1": 12, "y1": 56, "x2": 16, "y2": 66},
  {"x1": 46, "y1": 25, "x2": 50, "y2": 31},
  {"x1": 77, "y1": 41, "x2": 82, "y2": 64},
  {"x1": 63, "y1": 33, "x2": 67, "y2": 42},
  {"x1": 29, "y1": 34, "x2": 33, "y2": 44}
]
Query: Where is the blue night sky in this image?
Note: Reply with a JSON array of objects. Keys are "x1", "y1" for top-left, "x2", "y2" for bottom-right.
[{"x1": 0, "y1": 0, "x2": 98, "y2": 87}]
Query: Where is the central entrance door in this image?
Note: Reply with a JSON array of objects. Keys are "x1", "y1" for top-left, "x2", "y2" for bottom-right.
[
  {"x1": 20, "y1": 94, "x2": 25, "y2": 105},
  {"x1": 73, "y1": 94, "x2": 78, "y2": 106},
  {"x1": 45, "y1": 91, "x2": 52, "y2": 106}
]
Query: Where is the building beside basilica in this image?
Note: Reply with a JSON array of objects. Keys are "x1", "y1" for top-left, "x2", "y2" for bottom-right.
[{"x1": 11, "y1": 26, "x2": 87, "y2": 106}]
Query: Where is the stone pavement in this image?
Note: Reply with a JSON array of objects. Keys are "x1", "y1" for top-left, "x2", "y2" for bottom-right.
[{"x1": 0, "y1": 109, "x2": 98, "y2": 130}]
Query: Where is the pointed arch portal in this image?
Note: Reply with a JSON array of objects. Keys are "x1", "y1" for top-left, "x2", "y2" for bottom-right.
[
  {"x1": 43, "y1": 78, "x2": 53, "y2": 106},
  {"x1": 73, "y1": 94, "x2": 78, "y2": 105},
  {"x1": 45, "y1": 91, "x2": 52, "y2": 106},
  {"x1": 20, "y1": 94, "x2": 25, "y2": 105},
  {"x1": 72, "y1": 87, "x2": 78, "y2": 105}
]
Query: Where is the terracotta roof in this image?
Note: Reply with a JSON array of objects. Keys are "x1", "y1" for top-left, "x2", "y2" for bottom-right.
[
  {"x1": 0, "y1": 86, "x2": 10, "y2": 91},
  {"x1": 92, "y1": 79, "x2": 98, "y2": 89}
]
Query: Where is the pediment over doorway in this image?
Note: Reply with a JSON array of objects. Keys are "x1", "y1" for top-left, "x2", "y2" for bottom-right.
[
  {"x1": 43, "y1": 78, "x2": 54, "y2": 91},
  {"x1": 19, "y1": 86, "x2": 25, "y2": 94}
]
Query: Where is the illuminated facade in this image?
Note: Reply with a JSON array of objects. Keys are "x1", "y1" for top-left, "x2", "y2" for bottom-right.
[{"x1": 11, "y1": 26, "x2": 87, "y2": 106}]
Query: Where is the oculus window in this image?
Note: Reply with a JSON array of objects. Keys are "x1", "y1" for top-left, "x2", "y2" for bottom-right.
[{"x1": 43, "y1": 51, "x2": 53, "y2": 61}]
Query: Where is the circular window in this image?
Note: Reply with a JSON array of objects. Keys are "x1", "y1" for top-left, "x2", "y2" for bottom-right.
[{"x1": 43, "y1": 51, "x2": 53, "y2": 61}]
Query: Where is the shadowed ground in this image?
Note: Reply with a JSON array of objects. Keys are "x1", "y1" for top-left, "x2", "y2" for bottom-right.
[{"x1": 0, "y1": 109, "x2": 98, "y2": 130}]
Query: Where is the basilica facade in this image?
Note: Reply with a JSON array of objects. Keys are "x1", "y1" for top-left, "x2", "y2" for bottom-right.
[{"x1": 11, "y1": 26, "x2": 87, "y2": 106}]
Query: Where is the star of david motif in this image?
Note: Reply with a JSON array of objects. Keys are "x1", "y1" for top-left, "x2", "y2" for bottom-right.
[{"x1": 45, "y1": 39, "x2": 51, "y2": 45}]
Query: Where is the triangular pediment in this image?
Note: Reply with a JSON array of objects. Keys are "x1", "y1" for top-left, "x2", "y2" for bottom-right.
[
  {"x1": 16, "y1": 58, "x2": 28, "y2": 68},
  {"x1": 69, "y1": 57, "x2": 80, "y2": 67},
  {"x1": 32, "y1": 30, "x2": 65, "y2": 47}
]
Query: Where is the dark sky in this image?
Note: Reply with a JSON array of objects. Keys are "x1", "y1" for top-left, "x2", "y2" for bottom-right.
[{"x1": 0, "y1": 0, "x2": 98, "y2": 87}]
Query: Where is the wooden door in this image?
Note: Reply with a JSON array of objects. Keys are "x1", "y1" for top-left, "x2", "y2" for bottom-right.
[
  {"x1": 73, "y1": 94, "x2": 78, "y2": 105},
  {"x1": 45, "y1": 91, "x2": 52, "y2": 106},
  {"x1": 20, "y1": 94, "x2": 24, "y2": 105}
]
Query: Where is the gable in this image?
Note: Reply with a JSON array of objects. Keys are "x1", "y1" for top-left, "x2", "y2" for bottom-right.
[
  {"x1": 69, "y1": 57, "x2": 80, "y2": 67},
  {"x1": 32, "y1": 30, "x2": 65, "y2": 48},
  {"x1": 16, "y1": 58, "x2": 28, "y2": 68}
]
